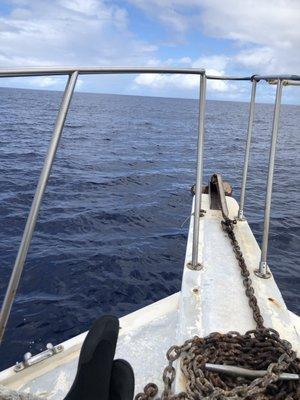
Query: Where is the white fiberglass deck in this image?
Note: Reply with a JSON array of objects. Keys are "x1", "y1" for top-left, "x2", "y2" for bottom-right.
[{"x1": 0, "y1": 194, "x2": 299, "y2": 399}]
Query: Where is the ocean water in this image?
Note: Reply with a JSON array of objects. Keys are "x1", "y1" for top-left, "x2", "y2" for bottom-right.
[{"x1": 0, "y1": 87, "x2": 299, "y2": 369}]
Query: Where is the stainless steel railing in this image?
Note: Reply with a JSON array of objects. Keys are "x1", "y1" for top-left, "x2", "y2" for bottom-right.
[
  {"x1": 255, "y1": 79, "x2": 284, "y2": 279},
  {"x1": 0, "y1": 66, "x2": 205, "y2": 77},
  {"x1": 190, "y1": 74, "x2": 206, "y2": 270},
  {"x1": 0, "y1": 71, "x2": 79, "y2": 342},
  {"x1": 237, "y1": 79, "x2": 257, "y2": 221},
  {"x1": 0, "y1": 67, "x2": 299, "y2": 343}
]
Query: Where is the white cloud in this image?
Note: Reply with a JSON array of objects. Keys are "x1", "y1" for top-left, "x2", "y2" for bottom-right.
[
  {"x1": 59, "y1": 0, "x2": 106, "y2": 17},
  {"x1": 135, "y1": 73, "x2": 198, "y2": 90},
  {"x1": 235, "y1": 47, "x2": 275, "y2": 70},
  {"x1": 0, "y1": 0, "x2": 160, "y2": 95},
  {"x1": 130, "y1": 0, "x2": 300, "y2": 75},
  {"x1": 1, "y1": 0, "x2": 299, "y2": 102},
  {"x1": 129, "y1": 0, "x2": 300, "y2": 102},
  {"x1": 134, "y1": 54, "x2": 234, "y2": 94},
  {"x1": 192, "y1": 55, "x2": 228, "y2": 72},
  {"x1": 134, "y1": 70, "x2": 232, "y2": 94},
  {"x1": 30, "y1": 76, "x2": 84, "y2": 88},
  {"x1": 192, "y1": 55, "x2": 233, "y2": 92},
  {"x1": 0, "y1": 0, "x2": 156, "y2": 75},
  {"x1": 199, "y1": 0, "x2": 300, "y2": 74},
  {"x1": 33, "y1": 77, "x2": 61, "y2": 88},
  {"x1": 128, "y1": 0, "x2": 201, "y2": 33},
  {"x1": 200, "y1": 0, "x2": 300, "y2": 49}
]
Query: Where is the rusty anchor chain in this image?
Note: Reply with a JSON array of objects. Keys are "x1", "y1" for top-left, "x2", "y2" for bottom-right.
[{"x1": 135, "y1": 217, "x2": 300, "y2": 400}]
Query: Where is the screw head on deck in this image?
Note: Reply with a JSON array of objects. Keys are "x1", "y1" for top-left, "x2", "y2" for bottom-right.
[
  {"x1": 254, "y1": 269, "x2": 271, "y2": 279},
  {"x1": 254, "y1": 262, "x2": 271, "y2": 279},
  {"x1": 187, "y1": 262, "x2": 203, "y2": 271},
  {"x1": 14, "y1": 362, "x2": 22, "y2": 371},
  {"x1": 236, "y1": 209, "x2": 246, "y2": 221}
]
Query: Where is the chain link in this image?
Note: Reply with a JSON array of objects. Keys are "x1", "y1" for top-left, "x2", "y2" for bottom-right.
[
  {"x1": 221, "y1": 218, "x2": 265, "y2": 330},
  {"x1": 135, "y1": 216, "x2": 300, "y2": 399}
]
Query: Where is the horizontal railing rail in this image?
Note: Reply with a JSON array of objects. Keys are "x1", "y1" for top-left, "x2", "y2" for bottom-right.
[
  {"x1": 0, "y1": 67, "x2": 205, "y2": 78},
  {"x1": 253, "y1": 74, "x2": 300, "y2": 82},
  {"x1": 206, "y1": 75, "x2": 252, "y2": 81},
  {"x1": 0, "y1": 67, "x2": 299, "y2": 82},
  {"x1": 0, "y1": 67, "x2": 299, "y2": 344}
]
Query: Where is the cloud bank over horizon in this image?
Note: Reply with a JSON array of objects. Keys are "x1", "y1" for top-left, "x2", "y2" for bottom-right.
[{"x1": 0, "y1": 0, "x2": 299, "y2": 103}]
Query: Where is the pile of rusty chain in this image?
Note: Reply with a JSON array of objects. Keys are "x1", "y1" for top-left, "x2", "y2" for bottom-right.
[{"x1": 135, "y1": 218, "x2": 300, "y2": 399}]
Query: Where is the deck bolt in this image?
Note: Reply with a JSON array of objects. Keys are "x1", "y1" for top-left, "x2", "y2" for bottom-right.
[{"x1": 187, "y1": 262, "x2": 203, "y2": 271}]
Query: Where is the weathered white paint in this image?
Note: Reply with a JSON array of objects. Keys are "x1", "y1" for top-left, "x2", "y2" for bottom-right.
[{"x1": 174, "y1": 194, "x2": 300, "y2": 391}]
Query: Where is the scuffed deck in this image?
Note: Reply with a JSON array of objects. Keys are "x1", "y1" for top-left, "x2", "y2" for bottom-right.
[{"x1": 178, "y1": 195, "x2": 300, "y2": 343}]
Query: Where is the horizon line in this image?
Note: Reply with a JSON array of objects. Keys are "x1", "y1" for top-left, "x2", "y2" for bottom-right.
[{"x1": 0, "y1": 85, "x2": 299, "y2": 106}]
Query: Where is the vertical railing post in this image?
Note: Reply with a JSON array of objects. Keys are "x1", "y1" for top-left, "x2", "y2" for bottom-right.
[
  {"x1": 237, "y1": 79, "x2": 257, "y2": 220},
  {"x1": 189, "y1": 73, "x2": 206, "y2": 270},
  {"x1": 0, "y1": 71, "x2": 78, "y2": 343},
  {"x1": 255, "y1": 79, "x2": 283, "y2": 279}
]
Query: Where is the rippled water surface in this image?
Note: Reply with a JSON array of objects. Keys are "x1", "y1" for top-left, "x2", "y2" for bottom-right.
[{"x1": 0, "y1": 88, "x2": 299, "y2": 369}]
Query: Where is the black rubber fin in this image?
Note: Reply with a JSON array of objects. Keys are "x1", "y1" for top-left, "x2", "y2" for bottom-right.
[
  {"x1": 110, "y1": 359, "x2": 135, "y2": 400},
  {"x1": 64, "y1": 315, "x2": 119, "y2": 400}
]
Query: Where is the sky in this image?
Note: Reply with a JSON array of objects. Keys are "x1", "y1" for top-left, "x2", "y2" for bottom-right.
[{"x1": 0, "y1": 0, "x2": 300, "y2": 103}]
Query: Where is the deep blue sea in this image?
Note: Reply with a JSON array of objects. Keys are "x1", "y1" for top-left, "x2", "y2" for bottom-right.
[{"x1": 0, "y1": 87, "x2": 299, "y2": 369}]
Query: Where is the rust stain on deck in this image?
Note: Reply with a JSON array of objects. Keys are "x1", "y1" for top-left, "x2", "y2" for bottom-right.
[{"x1": 268, "y1": 297, "x2": 281, "y2": 309}]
